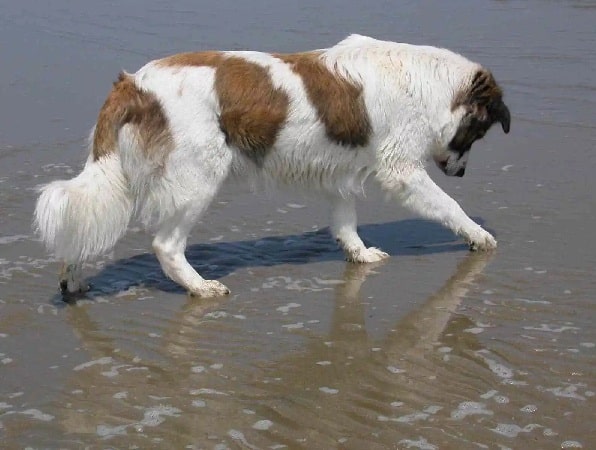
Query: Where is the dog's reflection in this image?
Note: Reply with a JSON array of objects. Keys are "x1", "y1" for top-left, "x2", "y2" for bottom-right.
[{"x1": 58, "y1": 252, "x2": 493, "y2": 445}]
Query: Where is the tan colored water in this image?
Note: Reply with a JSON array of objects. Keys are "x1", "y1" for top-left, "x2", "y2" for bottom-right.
[{"x1": 1, "y1": 1, "x2": 595, "y2": 448}]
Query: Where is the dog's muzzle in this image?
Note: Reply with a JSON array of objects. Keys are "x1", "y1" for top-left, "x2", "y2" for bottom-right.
[{"x1": 436, "y1": 155, "x2": 467, "y2": 177}]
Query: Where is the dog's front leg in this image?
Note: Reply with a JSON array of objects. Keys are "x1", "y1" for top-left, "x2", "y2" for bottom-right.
[
  {"x1": 330, "y1": 196, "x2": 389, "y2": 263},
  {"x1": 387, "y1": 169, "x2": 497, "y2": 251}
]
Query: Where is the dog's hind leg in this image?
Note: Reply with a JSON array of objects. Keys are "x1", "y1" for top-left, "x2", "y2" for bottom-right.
[
  {"x1": 330, "y1": 196, "x2": 389, "y2": 263},
  {"x1": 152, "y1": 205, "x2": 230, "y2": 297},
  {"x1": 147, "y1": 141, "x2": 232, "y2": 297},
  {"x1": 59, "y1": 263, "x2": 88, "y2": 295}
]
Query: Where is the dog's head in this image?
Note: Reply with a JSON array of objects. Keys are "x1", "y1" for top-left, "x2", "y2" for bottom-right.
[{"x1": 434, "y1": 69, "x2": 510, "y2": 177}]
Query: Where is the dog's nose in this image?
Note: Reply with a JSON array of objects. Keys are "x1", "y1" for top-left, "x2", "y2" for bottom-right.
[{"x1": 455, "y1": 167, "x2": 465, "y2": 177}]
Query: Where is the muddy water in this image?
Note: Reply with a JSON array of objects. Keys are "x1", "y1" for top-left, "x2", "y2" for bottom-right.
[{"x1": 1, "y1": 1, "x2": 595, "y2": 448}]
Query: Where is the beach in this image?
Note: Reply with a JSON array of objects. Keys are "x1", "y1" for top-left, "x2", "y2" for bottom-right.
[{"x1": 0, "y1": 1, "x2": 594, "y2": 448}]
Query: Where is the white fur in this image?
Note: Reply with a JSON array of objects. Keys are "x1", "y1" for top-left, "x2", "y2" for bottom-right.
[
  {"x1": 34, "y1": 34, "x2": 497, "y2": 297},
  {"x1": 34, "y1": 153, "x2": 132, "y2": 262}
]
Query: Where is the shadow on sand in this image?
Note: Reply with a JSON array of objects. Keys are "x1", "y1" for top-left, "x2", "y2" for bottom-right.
[{"x1": 55, "y1": 217, "x2": 490, "y2": 302}]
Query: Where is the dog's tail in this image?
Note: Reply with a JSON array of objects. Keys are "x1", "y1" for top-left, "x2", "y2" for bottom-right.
[
  {"x1": 34, "y1": 74, "x2": 142, "y2": 263},
  {"x1": 34, "y1": 154, "x2": 132, "y2": 262}
]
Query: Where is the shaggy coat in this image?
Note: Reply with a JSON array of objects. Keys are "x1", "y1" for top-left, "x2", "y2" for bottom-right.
[{"x1": 34, "y1": 34, "x2": 510, "y2": 297}]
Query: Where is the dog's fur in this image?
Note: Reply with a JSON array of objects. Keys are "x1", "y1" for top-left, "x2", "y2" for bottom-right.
[{"x1": 34, "y1": 34, "x2": 510, "y2": 297}]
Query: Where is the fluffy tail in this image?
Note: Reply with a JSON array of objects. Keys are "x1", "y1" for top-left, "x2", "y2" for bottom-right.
[
  {"x1": 34, "y1": 154, "x2": 132, "y2": 262},
  {"x1": 34, "y1": 73, "x2": 144, "y2": 262}
]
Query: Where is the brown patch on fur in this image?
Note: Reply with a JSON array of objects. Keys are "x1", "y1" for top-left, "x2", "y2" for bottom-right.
[
  {"x1": 156, "y1": 51, "x2": 289, "y2": 163},
  {"x1": 449, "y1": 69, "x2": 511, "y2": 154},
  {"x1": 93, "y1": 73, "x2": 172, "y2": 161},
  {"x1": 452, "y1": 68, "x2": 511, "y2": 134},
  {"x1": 276, "y1": 52, "x2": 371, "y2": 147},
  {"x1": 214, "y1": 57, "x2": 289, "y2": 163},
  {"x1": 452, "y1": 69, "x2": 502, "y2": 113}
]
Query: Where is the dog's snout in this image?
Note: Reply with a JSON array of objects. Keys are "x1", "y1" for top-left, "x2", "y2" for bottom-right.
[
  {"x1": 455, "y1": 167, "x2": 465, "y2": 177},
  {"x1": 438, "y1": 160, "x2": 448, "y2": 171}
]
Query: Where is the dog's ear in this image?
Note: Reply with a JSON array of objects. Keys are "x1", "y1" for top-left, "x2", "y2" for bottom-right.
[
  {"x1": 491, "y1": 99, "x2": 510, "y2": 134},
  {"x1": 454, "y1": 69, "x2": 510, "y2": 134}
]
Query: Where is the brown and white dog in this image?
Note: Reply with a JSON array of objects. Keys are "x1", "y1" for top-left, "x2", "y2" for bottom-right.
[{"x1": 34, "y1": 34, "x2": 510, "y2": 297}]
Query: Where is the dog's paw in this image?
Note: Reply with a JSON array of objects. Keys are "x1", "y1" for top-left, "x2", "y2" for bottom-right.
[
  {"x1": 347, "y1": 247, "x2": 390, "y2": 263},
  {"x1": 189, "y1": 280, "x2": 230, "y2": 298},
  {"x1": 60, "y1": 279, "x2": 90, "y2": 295},
  {"x1": 59, "y1": 263, "x2": 89, "y2": 297},
  {"x1": 467, "y1": 228, "x2": 497, "y2": 251}
]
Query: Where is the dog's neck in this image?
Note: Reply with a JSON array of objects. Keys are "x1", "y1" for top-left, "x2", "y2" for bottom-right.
[{"x1": 324, "y1": 35, "x2": 479, "y2": 159}]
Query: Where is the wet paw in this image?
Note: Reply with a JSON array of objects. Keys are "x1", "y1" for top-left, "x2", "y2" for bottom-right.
[
  {"x1": 347, "y1": 247, "x2": 390, "y2": 263},
  {"x1": 467, "y1": 229, "x2": 497, "y2": 251},
  {"x1": 59, "y1": 280, "x2": 89, "y2": 294},
  {"x1": 59, "y1": 263, "x2": 88, "y2": 297},
  {"x1": 189, "y1": 280, "x2": 231, "y2": 298}
]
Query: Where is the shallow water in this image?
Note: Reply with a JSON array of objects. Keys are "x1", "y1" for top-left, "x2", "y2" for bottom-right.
[{"x1": 1, "y1": 0, "x2": 595, "y2": 448}]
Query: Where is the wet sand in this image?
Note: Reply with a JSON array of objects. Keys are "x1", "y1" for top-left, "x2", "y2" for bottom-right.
[{"x1": 1, "y1": 1, "x2": 595, "y2": 448}]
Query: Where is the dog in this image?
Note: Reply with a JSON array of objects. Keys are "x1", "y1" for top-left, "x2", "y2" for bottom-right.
[{"x1": 34, "y1": 34, "x2": 510, "y2": 298}]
